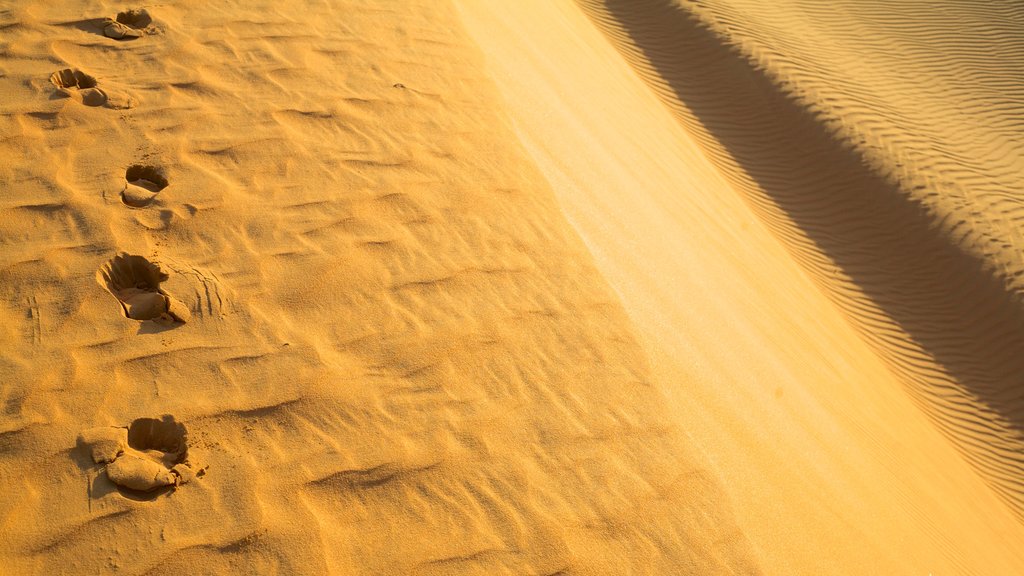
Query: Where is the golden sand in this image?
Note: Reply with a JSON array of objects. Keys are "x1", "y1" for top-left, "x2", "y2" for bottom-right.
[{"x1": 1, "y1": 1, "x2": 1022, "y2": 574}]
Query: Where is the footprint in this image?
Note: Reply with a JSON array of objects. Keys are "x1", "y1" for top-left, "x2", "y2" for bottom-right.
[
  {"x1": 50, "y1": 68, "x2": 107, "y2": 107},
  {"x1": 96, "y1": 253, "x2": 191, "y2": 324},
  {"x1": 122, "y1": 165, "x2": 169, "y2": 207},
  {"x1": 103, "y1": 9, "x2": 153, "y2": 40},
  {"x1": 77, "y1": 415, "x2": 204, "y2": 499},
  {"x1": 49, "y1": 68, "x2": 135, "y2": 109}
]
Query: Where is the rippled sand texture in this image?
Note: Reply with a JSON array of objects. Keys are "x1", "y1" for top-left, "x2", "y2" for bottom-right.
[
  {"x1": 3, "y1": 0, "x2": 1024, "y2": 575},
  {"x1": 579, "y1": 0, "x2": 1024, "y2": 523},
  {"x1": 459, "y1": 0, "x2": 1024, "y2": 574},
  {"x1": 0, "y1": 1, "x2": 761, "y2": 574}
]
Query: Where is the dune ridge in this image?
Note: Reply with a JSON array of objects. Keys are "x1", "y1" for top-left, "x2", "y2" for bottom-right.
[{"x1": 577, "y1": 0, "x2": 1024, "y2": 520}]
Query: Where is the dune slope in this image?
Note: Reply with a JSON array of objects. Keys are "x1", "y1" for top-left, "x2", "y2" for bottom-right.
[
  {"x1": 457, "y1": 0, "x2": 1024, "y2": 574},
  {"x1": 576, "y1": 0, "x2": 1024, "y2": 520}
]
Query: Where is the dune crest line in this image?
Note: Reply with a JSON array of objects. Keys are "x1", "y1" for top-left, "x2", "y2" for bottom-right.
[
  {"x1": 0, "y1": 1, "x2": 768, "y2": 573},
  {"x1": 577, "y1": 0, "x2": 1024, "y2": 519}
]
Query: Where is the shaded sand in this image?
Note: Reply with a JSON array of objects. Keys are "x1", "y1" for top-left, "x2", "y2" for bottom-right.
[
  {"x1": 1, "y1": 0, "x2": 1023, "y2": 575},
  {"x1": 457, "y1": 0, "x2": 1024, "y2": 574},
  {"x1": 574, "y1": 0, "x2": 1024, "y2": 522},
  {"x1": 0, "y1": 1, "x2": 760, "y2": 574}
]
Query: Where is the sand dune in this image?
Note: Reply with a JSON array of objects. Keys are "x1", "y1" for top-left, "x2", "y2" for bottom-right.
[
  {"x1": 460, "y1": 0, "x2": 1024, "y2": 573},
  {"x1": 2, "y1": 0, "x2": 1023, "y2": 574},
  {"x1": 575, "y1": 0, "x2": 1024, "y2": 520}
]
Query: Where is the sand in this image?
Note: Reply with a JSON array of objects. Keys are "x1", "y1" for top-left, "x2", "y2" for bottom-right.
[{"x1": 1, "y1": 0, "x2": 1022, "y2": 574}]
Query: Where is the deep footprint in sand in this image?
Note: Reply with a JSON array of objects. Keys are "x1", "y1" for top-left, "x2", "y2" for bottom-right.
[
  {"x1": 49, "y1": 68, "x2": 135, "y2": 108},
  {"x1": 78, "y1": 415, "x2": 203, "y2": 498},
  {"x1": 122, "y1": 165, "x2": 169, "y2": 207},
  {"x1": 49, "y1": 68, "x2": 107, "y2": 107},
  {"x1": 97, "y1": 253, "x2": 191, "y2": 324},
  {"x1": 103, "y1": 9, "x2": 153, "y2": 40}
]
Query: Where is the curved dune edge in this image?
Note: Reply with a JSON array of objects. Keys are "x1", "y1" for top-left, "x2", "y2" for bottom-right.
[
  {"x1": 0, "y1": 1, "x2": 763, "y2": 574},
  {"x1": 575, "y1": 0, "x2": 1024, "y2": 520},
  {"x1": 455, "y1": 0, "x2": 1024, "y2": 573}
]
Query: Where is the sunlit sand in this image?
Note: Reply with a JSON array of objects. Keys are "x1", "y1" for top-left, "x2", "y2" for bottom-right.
[{"x1": 2, "y1": 1, "x2": 1022, "y2": 574}]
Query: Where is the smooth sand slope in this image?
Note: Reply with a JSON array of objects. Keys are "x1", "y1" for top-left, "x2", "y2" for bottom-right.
[
  {"x1": 458, "y1": 0, "x2": 1024, "y2": 574},
  {"x1": 0, "y1": 1, "x2": 760, "y2": 574},
  {"x1": 2, "y1": 0, "x2": 1023, "y2": 575},
  {"x1": 574, "y1": 0, "x2": 1024, "y2": 523}
]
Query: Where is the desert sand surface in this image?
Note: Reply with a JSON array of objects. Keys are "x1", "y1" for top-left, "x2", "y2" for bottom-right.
[{"x1": 1, "y1": 1, "x2": 1022, "y2": 574}]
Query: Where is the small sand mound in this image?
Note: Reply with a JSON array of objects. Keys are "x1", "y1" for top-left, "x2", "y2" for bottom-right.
[
  {"x1": 106, "y1": 453, "x2": 177, "y2": 492},
  {"x1": 76, "y1": 426, "x2": 127, "y2": 464},
  {"x1": 122, "y1": 165, "x2": 169, "y2": 207},
  {"x1": 103, "y1": 21, "x2": 143, "y2": 40},
  {"x1": 96, "y1": 254, "x2": 191, "y2": 324}
]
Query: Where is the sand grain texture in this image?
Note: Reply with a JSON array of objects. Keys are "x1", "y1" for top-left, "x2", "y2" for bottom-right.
[
  {"x1": 2, "y1": 0, "x2": 1023, "y2": 574},
  {"x1": 576, "y1": 0, "x2": 1024, "y2": 521},
  {"x1": 460, "y1": 0, "x2": 1024, "y2": 574}
]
